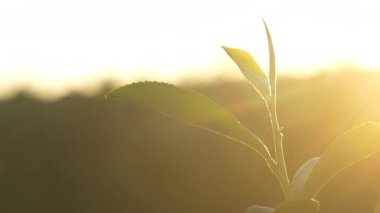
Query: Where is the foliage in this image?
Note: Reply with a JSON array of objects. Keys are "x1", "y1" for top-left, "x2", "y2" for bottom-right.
[
  {"x1": 106, "y1": 21, "x2": 380, "y2": 212},
  {"x1": 2, "y1": 73, "x2": 380, "y2": 212}
]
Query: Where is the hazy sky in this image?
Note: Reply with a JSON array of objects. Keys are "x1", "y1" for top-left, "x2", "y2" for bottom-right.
[{"x1": 1, "y1": 0, "x2": 380, "y2": 98}]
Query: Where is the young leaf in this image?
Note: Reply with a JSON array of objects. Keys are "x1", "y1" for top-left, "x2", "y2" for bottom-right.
[
  {"x1": 246, "y1": 205, "x2": 274, "y2": 213},
  {"x1": 274, "y1": 199, "x2": 319, "y2": 213},
  {"x1": 302, "y1": 122, "x2": 380, "y2": 198},
  {"x1": 106, "y1": 82, "x2": 272, "y2": 163},
  {"x1": 222, "y1": 46, "x2": 271, "y2": 100},
  {"x1": 290, "y1": 157, "x2": 320, "y2": 198},
  {"x1": 263, "y1": 20, "x2": 276, "y2": 95}
]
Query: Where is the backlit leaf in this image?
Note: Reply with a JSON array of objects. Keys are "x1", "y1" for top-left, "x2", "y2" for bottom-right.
[
  {"x1": 222, "y1": 46, "x2": 270, "y2": 100},
  {"x1": 263, "y1": 20, "x2": 276, "y2": 95},
  {"x1": 274, "y1": 199, "x2": 319, "y2": 213},
  {"x1": 246, "y1": 205, "x2": 273, "y2": 213},
  {"x1": 106, "y1": 82, "x2": 272, "y2": 162},
  {"x1": 290, "y1": 157, "x2": 320, "y2": 198},
  {"x1": 302, "y1": 122, "x2": 380, "y2": 198}
]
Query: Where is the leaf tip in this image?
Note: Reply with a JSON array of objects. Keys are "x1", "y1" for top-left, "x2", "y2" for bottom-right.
[
  {"x1": 262, "y1": 19, "x2": 269, "y2": 30},
  {"x1": 221, "y1": 45, "x2": 237, "y2": 56}
]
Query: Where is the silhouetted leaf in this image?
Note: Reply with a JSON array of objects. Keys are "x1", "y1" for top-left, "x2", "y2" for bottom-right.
[
  {"x1": 274, "y1": 199, "x2": 319, "y2": 213},
  {"x1": 222, "y1": 46, "x2": 270, "y2": 100},
  {"x1": 303, "y1": 122, "x2": 380, "y2": 198},
  {"x1": 106, "y1": 82, "x2": 272, "y2": 162},
  {"x1": 246, "y1": 205, "x2": 273, "y2": 213},
  {"x1": 290, "y1": 157, "x2": 320, "y2": 198}
]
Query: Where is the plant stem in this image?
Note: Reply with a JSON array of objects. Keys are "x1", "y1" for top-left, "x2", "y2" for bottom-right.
[
  {"x1": 262, "y1": 19, "x2": 290, "y2": 197},
  {"x1": 267, "y1": 87, "x2": 291, "y2": 199}
]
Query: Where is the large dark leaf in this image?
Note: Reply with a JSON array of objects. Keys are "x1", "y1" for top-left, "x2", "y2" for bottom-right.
[{"x1": 106, "y1": 82, "x2": 272, "y2": 162}]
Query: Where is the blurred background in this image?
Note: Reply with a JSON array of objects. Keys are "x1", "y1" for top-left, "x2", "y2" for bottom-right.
[{"x1": 1, "y1": 0, "x2": 380, "y2": 212}]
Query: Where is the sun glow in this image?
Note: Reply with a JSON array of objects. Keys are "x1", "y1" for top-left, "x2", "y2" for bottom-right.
[{"x1": 1, "y1": 0, "x2": 380, "y2": 98}]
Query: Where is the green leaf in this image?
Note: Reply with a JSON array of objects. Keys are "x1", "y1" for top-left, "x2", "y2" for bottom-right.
[
  {"x1": 222, "y1": 46, "x2": 270, "y2": 100},
  {"x1": 290, "y1": 157, "x2": 320, "y2": 198},
  {"x1": 302, "y1": 122, "x2": 380, "y2": 198},
  {"x1": 263, "y1": 20, "x2": 276, "y2": 96},
  {"x1": 106, "y1": 82, "x2": 272, "y2": 163},
  {"x1": 274, "y1": 199, "x2": 319, "y2": 213},
  {"x1": 246, "y1": 205, "x2": 274, "y2": 213}
]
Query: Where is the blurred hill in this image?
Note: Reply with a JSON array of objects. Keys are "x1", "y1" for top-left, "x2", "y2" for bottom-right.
[{"x1": 1, "y1": 71, "x2": 380, "y2": 213}]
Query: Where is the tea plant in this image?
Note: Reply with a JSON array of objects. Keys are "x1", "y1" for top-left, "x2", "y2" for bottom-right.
[{"x1": 106, "y1": 21, "x2": 380, "y2": 212}]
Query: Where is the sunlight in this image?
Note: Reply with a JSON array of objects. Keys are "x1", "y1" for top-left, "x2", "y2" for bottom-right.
[{"x1": 1, "y1": 0, "x2": 380, "y2": 98}]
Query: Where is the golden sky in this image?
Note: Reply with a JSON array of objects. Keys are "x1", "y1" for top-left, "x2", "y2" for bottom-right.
[{"x1": 0, "y1": 0, "x2": 379, "y2": 98}]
